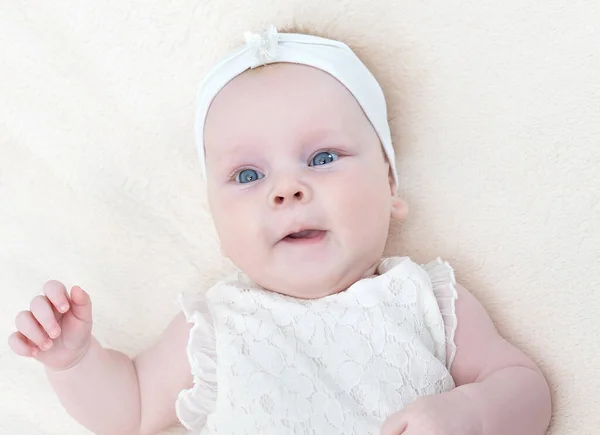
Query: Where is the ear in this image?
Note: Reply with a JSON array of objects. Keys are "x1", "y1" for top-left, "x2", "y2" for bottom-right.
[
  {"x1": 391, "y1": 197, "x2": 409, "y2": 221},
  {"x1": 387, "y1": 166, "x2": 408, "y2": 220}
]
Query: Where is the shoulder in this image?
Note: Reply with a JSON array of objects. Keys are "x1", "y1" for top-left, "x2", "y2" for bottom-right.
[
  {"x1": 451, "y1": 283, "x2": 542, "y2": 386},
  {"x1": 135, "y1": 311, "x2": 193, "y2": 381}
]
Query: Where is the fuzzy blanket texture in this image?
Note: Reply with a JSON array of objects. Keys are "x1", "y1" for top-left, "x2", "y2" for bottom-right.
[{"x1": 1, "y1": 1, "x2": 599, "y2": 434}]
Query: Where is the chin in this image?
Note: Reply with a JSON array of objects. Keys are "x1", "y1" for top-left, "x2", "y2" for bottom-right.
[
  {"x1": 247, "y1": 256, "x2": 371, "y2": 299},
  {"x1": 278, "y1": 269, "x2": 355, "y2": 299}
]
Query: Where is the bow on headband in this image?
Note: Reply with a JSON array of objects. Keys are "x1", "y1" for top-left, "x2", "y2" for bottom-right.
[{"x1": 244, "y1": 24, "x2": 279, "y2": 66}]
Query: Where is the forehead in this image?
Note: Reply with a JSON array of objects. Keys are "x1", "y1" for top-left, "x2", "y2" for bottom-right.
[{"x1": 203, "y1": 63, "x2": 370, "y2": 151}]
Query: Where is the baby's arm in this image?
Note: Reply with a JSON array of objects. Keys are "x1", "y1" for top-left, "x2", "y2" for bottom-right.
[
  {"x1": 381, "y1": 283, "x2": 551, "y2": 435},
  {"x1": 9, "y1": 281, "x2": 193, "y2": 435},
  {"x1": 447, "y1": 283, "x2": 552, "y2": 435},
  {"x1": 47, "y1": 312, "x2": 192, "y2": 435}
]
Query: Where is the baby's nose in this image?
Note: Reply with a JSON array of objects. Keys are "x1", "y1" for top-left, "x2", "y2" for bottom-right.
[
  {"x1": 272, "y1": 190, "x2": 304, "y2": 205},
  {"x1": 269, "y1": 178, "x2": 311, "y2": 207}
]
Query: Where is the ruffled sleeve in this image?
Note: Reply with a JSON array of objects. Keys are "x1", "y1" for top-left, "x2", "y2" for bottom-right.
[
  {"x1": 175, "y1": 291, "x2": 218, "y2": 431},
  {"x1": 422, "y1": 258, "x2": 459, "y2": 371}
]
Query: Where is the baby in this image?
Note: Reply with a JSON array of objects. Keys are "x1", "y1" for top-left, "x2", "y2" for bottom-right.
[{"x1": 8, "y1": 25, "x2": 551, "y2": 435}]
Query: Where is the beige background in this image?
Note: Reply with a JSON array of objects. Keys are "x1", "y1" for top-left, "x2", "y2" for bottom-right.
[{"x1": 1, "y1": 1, "x2": 599, "y2": 434}]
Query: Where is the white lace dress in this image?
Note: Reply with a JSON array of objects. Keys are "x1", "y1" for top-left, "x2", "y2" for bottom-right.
[{"x1": 175, "y1": 257, "x2": 459, "y2": 435}]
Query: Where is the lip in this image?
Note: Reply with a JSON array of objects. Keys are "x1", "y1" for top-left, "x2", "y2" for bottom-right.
[{"x1": 277, "y1": 227, "x2": 327, "y2": 244}]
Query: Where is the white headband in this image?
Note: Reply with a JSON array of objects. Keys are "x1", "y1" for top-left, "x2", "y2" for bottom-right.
[{"x1": 195, "y1": 24, "x2": 399, "y2": 186}]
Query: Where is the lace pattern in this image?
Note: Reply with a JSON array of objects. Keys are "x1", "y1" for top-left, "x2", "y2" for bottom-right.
[{"x1": 176, "y1": 257, "x2": 459, "y2": 434}]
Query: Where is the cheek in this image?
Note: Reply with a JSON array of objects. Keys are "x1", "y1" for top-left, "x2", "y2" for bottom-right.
[
  {"x1": 209, "y1": 190, "x2": 265, "y2": 257},
  {"x1": 327, "y1": 169, "x2": 391, "y2": 234}
]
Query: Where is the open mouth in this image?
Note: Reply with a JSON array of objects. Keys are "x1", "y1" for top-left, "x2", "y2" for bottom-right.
[{"x1": 282, "y1": 229, "x2": 326, "y2": 243}]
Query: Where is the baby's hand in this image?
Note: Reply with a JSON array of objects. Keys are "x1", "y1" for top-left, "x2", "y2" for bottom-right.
[
  {"x1": 381, "y1": 390, "x2": 482, "y2": 435},
  {"x1": 8, "y1": 280, "x2": 93, "y2": 371}
]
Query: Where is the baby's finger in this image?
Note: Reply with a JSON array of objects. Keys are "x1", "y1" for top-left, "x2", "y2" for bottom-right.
[
  {"x1": 14, "y1": 310, "x2": 52, "y2": 351},
  {"x1": 29, "y1": 295, "x2": 61, "y2": 339},
  {"x1": 7, "y1": 331, "x2": 39, "y2": 357},
  {"x1": 42, "y1": 280, "x2": 70, "y2": 313},
  {"x1": 69, "y1": 285, "x2": 92, "y2": 323},
  {"x1": 380, "y1": 412, "x2": 409, "y2": 435}
]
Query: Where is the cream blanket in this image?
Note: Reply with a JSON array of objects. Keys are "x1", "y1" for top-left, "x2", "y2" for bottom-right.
[{"x1": 1, "y1": 1, "x2": 598, "y2": 434}]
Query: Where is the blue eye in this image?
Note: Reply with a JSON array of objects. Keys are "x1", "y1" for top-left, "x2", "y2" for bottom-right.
[
  {"x1": 235, "y1": 168, "x2": 264, "y2": 184},
  {"x1": 309, "y1": 151, "x2": 339, "y2": 166}
]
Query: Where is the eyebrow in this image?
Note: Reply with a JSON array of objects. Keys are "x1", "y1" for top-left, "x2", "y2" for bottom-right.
[
  {"x1": 205, "y1": 139, "x2": 253, "y2": 161},
  {"x1": 300, "y1": 127, "x2": 344, "y2": 145},
  {"x1": 206, "y1": 143, "x2": 261, "y2": 176},
  {"x1": 205, "y1": 125, "x2": 350, "y2": 170},
  {"x1": 210, "y1": 129, "x2": 343, "y2": 156}
]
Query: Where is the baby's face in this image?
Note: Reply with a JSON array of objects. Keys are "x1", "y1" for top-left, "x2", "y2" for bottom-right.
[{"x1": 204, "y1": 63, "x2": 400, "y2": 298}]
